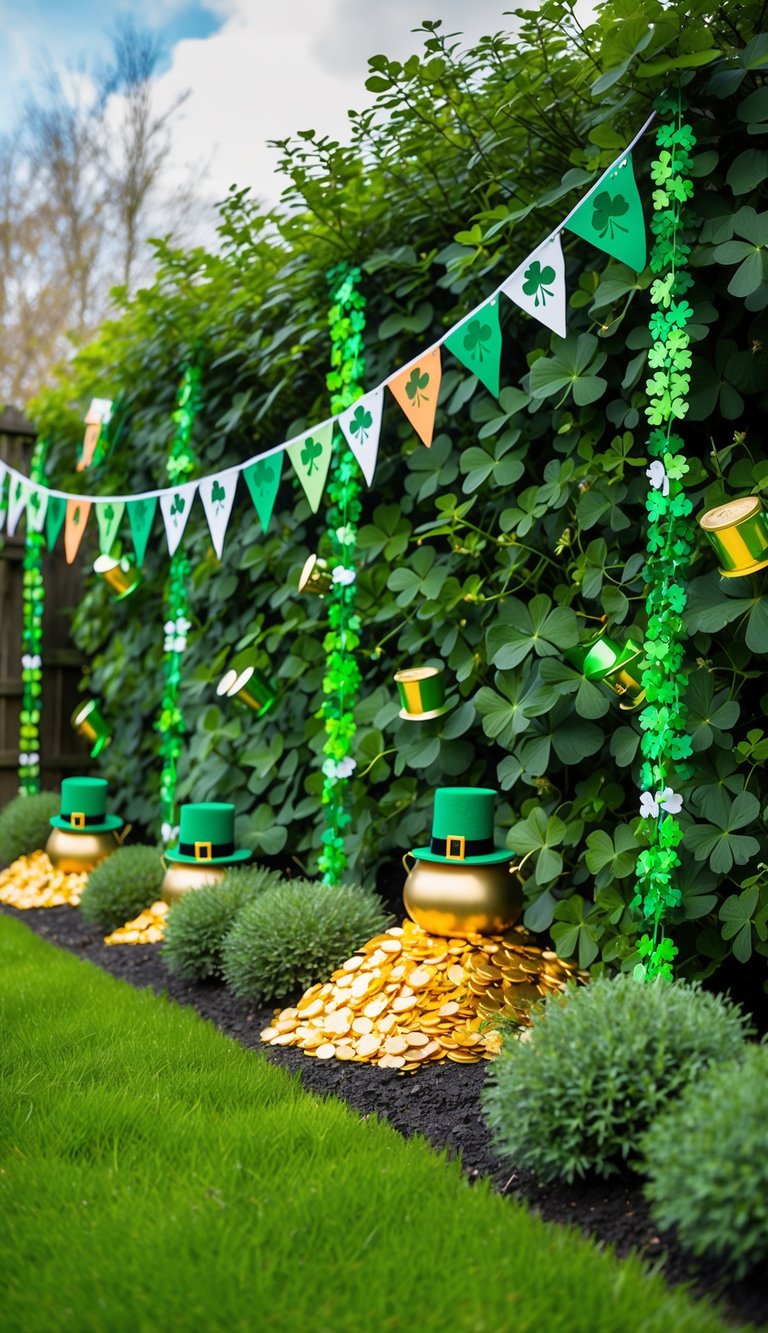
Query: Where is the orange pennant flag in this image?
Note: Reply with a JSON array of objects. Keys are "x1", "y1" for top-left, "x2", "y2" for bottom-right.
[
  {"x1": 64, "y1": 498, "x2": 92, "y2": 564},
  {"x1": 387, "y1": 347, "x2": 442, "y2": 447}
]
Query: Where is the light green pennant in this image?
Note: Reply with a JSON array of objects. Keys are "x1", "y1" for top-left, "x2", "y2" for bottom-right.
[
  {"x1": 243, "y1": 451, "x2": 284, "y2": 534},
  {"x1": 286, "y1": 422, "x2": 334, "y2": 514},
  {"x1": 94, "y1": 499, "x2": 125, "y2": 554},
  {"x1": 565, "y1": 153, "x2": 647, "y2": 272},
  {"x1": 128, "y1": 496, "x2": 158, "y2": 566},
  {"x1": 444, "y1": 298, "x2": 503, "y2": 398},
  {"x1": 45, "y1": 495, "x2": 66, "y2": 550}
]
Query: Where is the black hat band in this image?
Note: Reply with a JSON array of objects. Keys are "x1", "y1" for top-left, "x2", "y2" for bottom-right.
[
  {"x1": 429, "y1": 835, "x2": 495, "y2": 861},
  {"x1": 64, "y1": 811, "x2": 105, "y2": 828},
  {"x1": 178, "y1": 840, "x2": 235, "y2": 861}
]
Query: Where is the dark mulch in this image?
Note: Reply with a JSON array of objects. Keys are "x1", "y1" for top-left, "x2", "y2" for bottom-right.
[{"x1": 2, "y1": 900, "x2": 765, "y2": 1331}]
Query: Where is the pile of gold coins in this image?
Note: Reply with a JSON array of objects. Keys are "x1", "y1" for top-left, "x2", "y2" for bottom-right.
[
  {"x1": 104, "y1": 900, "x2": 169, "y2": 946},
  {"x1": 0, "y1": 850, "x2": 87, "y2": 909},
  {"x1": 261, "y1": 919, "x2": 584, "y2": 1071}
]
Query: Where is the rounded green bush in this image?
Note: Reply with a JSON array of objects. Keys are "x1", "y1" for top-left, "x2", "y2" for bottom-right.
[
  {"x1": 220, "y1": 879, "x2": 391, "y2": 1004},
  {"x1": 162, "y1": 864, "x2": 283, "y2": 981},
  {"x1": 79, "y1": 845, "x2": 164, "y2": 931},
  {"x1": 641, "y1": 1043, "x2": 768, "y2": 1279},
  {"x1": 0, "y1": 792, "x2": 59, "y2": 863},
  {"x1": 481, "y1": 974, "x2": 752, "y2": 1183}
]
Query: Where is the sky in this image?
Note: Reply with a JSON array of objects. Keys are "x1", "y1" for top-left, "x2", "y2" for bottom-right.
[{"x1": 0, "y1": 0, "x2": 559, "y2": 221}]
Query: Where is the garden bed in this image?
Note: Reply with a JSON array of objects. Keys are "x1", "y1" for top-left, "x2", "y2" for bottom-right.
[{"x1": 2, "y1": 898, "x2": 765, "y2": 1332}]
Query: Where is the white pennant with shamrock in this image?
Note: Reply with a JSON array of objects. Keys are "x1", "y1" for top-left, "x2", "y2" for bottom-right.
[
  {"x1": 200, "y1": 470, "x2": 238, "y2": 559},
  {"x1": 501, "y1": 233, "x2": 567, "y2": 339},
  {"x1": 26, "y1": 482, "x2": 49, "y2": 534},
  {"x1": 6, "y1": 474, "x2": 31, "y2": 536},
  {"x1": 159, "y1": 481, "x2": 197, "y2": 556},
  {"x1": 338, "y1": 388, "x2": 384, "y2": 487}
]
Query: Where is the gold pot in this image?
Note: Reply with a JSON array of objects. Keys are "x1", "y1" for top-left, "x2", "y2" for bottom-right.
[
  {"x1": 402, "y1": 854, "x2": 523, "y2": 938},
  {"x1": 46, "y1": 827, "x2": 122, "y2": 874},
  {"x1": 161, "y1": 861, "x2": 226, "y2": 905}
]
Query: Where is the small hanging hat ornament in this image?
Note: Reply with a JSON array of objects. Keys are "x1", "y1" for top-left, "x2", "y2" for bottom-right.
[
  {"x1": 298, "y1": 554, "x2": 332, "y2": 597},
  {"x1": 93, "y1": 553, "x2": 142, "y2": 601},
  {"x1": 216, "y1": 651, "x2": 278, "y2": 716},
  {"x1": 393, "y1": 665, "x2": 451, "y2": 721},
  {"x1": 565, "y1": 631, "x2": 647, "y2": 711},
  {"x1": 698, "y1": 496, "x2": 768, "y2": 578},
  {"x1": 71, "y1": 699, "x2": 112, "y2": 756}
]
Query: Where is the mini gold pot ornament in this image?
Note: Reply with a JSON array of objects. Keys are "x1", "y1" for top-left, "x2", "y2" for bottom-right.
[
  {"x1": 161, "y1": 861, "x2": 226, "y2": 905},
  {"x1": 298, "y1": 554, "x2": 332, "y2": 597},
  {"x1": 565, "y1": 634, "x2": 647, "y2": 711},
  {"x1": 46, "y1": 826, "x2": 125, "y2": 873},
  {"x1": 402, "y1": 855, "x2": 523, "y2": 937},
  {"x1": 698, "y1": 496, "x2": 768, "y2": 577},
  {"x1": 394, "y1": 665, "x2": 451, "y2": 721},
  {"x1": 216, "y1": 651, "x2": 277, "y2": 716},
  {"x1": 93, "y1": 553, "x2": 142, "y2": 600},
  {"x1": 71, "y1": 700, "x2": 112, "y2": 756}
]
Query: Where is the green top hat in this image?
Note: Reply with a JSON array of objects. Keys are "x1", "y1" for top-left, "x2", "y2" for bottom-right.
[
  {"x1": 412, "y1": 787, "x2": 513, "y2": 865},
  {"x1": 50, "y1": 776, "x2": 124, "y2": 834},
  {"x1": 165, "y1": 802, "x2": 251, "y2": 865}
]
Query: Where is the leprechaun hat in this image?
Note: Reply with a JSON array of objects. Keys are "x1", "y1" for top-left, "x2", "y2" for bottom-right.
[
  {"x1": 50, "y1": 776, "x2": 124, "y2": 834},
  {"x1": 165, "y1": 802, "x2": 251, "y2": 865},
  {"x1": 412, "y1": 787, "x2": 514, "y2": 865}
]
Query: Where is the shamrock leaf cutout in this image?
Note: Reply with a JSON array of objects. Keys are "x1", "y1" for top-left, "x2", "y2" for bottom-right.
[
  {"x1": 639, "y1": 790, "x2": 660, "y2": 819},
  {"x1": 646, "y1": 459, "x2": 669, "y2": 496},
  {"x1": 522, "y1": 259, "x2": 557, "y2": 308},
  {"x1": 171, "y1": 493, "x2": 186, "y2": 522},
  {"x1": 300, "y1": 436, "x2": 323, "y2": 475},
  {"x1": 349, "y1": 404, "x2": 373, "y2": 441},
  {"x1": 72, "y1": 506, "x2": 81, "y2": 527},
  {"x1": 463, "y1": 318, "x2": 493, "y2": 361},
  {"x1": 252, "y1": 460, "x2": 274, "y2": 492},
  {"x1": 591, "y1": 190, "x2": 630, "y2": 240},
  {"x1": 103, "y1": 503, "x2": 115, "y2": 524},
  {"x1": 405, "y1": 367, "x2": 430, "y2": 406},
  {"x1": 211, "y1": 479, "x2": 226, "y2": 511},
  {"x1": 29, "y1": 491, "x2": 41, "y2": 513}
]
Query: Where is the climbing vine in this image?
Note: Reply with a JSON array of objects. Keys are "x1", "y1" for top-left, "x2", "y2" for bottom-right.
[{"x1": 18, "y1": 439, "x2": 49, "y2": 796}]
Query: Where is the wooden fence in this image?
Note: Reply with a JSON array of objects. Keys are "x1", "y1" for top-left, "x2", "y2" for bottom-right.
[{"x1": 0, "y1": 408, "x2": 92, "y2": 806}]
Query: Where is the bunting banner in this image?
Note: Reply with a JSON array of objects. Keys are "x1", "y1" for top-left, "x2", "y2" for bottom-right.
[
  {"x1": 387, "y1": 347, "x2": 442, "y2": 447},
  {"x1": 287, "y1": 422, "x2": 334, "y2": 513},
  {"x1": 159, "y1": 482, "x2": 197, "y2": 556},
  {"x1": 200, "y1": 470, "x2": 238, "y2": 559},
  {"x1": 502, "y1": 234, "x2": 567, "y2": 339},
  {"x1": 64, "y1": 499, "x2": 91, "y2": 564},
  {"x1": 338, "y1": 388, "x2": 384, "y2": 486},
  {"x1": 0, "y1": 462, "x2": 7, "y2": 531},
  {"x1": 0, "y1": 114, "x2": 656, "y2": 564},
  {"x1": 243, "y1": 451, "x2": 283, "y2": 533},
  {"x1": 94, "y1": 499, "x2": 125, "y2": 555}
]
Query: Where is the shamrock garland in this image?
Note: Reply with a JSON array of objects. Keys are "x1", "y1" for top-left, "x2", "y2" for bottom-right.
[
  {"x1": 18, "y1": 439, "x2": 49, "y2": 795},
  {"x1": 318, "y1": 264, "x2": 365, "y2": 885},
  {"x1": 158, "y1": 365, "x2": 200, "y2": 843},
  {"x1": 631, "y1": 95, "x2": 696, "y2": 982}
]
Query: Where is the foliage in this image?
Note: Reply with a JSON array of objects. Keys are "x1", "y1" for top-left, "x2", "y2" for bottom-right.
[
  {"x1": 220, "y1": 879, "x2": 391, "y2": 1003},
  {"x1": 481, "y1": 973, "x2": 752, "y2": 1182},
  {"x1": 161, "y1": 863, "x2": 282, "y2": 980},
  {"x1": 0, "y1": 792, "x2": 58, "y2": 863},
  {"x1": 641, "y1": 1042, "x2": 768, "y2": 1279},
  {"x1": 28, "y1": 0, "x2": 768, "y2": 982},
  {"x1": 78, "y1": 844, "x2": 164, "y2": 930}
]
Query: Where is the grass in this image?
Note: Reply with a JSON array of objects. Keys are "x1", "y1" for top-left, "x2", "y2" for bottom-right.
[{"x1": 0, "y1": 917, "x2": 739, "y2": 1333}]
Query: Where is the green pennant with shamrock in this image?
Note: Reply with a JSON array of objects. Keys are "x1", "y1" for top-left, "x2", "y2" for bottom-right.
[
  {"x1": 287, "y1": 421, "x2": 334, "y2": 514},
  {"x1": 45, "y1": 496, "x2": 67, "y2": 550},
  {"x1": 243, "y1": 450, "x2": 284, "y2": 533},
  {"x1": 565, "y1": 153, "x2": 647, "y2": 272},
  {"x1": 444, "y1": 298, "x2": 503, "y2": 398}
]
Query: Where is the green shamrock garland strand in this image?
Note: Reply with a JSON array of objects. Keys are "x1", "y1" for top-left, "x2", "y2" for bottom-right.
[
  {"x1": 631, "y1": 95, "x2": 696, "y2": 982},
  {"x1": 18, "y1": 438, "x2": 49, "y2": 795},
  {"x1": 158, "y1": 366, "x2": 199, "y2": 843},
  {"x1": 318, "y1": 264, "x2": 365, "y2": 885}
]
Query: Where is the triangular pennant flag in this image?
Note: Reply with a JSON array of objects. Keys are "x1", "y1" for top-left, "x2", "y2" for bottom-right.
[
  {"x1": 338, "y1": 388, "x2": 384, "y2": 486},
  {"x1": 6, "y1": 475, "x2": 31, "y2": 536},
  {"x1": 64, "y1": 499, "x2": 92, "y2": 564},
  {"x1": 243, "y1": 451, "x2": 284, "y2": 534},
  {"x1": 26, "y1": 483, "x2": 49, "y2": 534},
  {"x1": 387, "y1": 347, "x2": 442, "y2": 447},
  {"x1": 286, "y1": 422, "x2": 334, "y2": 514},
  {"x1": 94, "y1": 500, "x2": 125, "y2": 554},
  {"x1": 0, "y1": 462, "x2": 8, "y2": 532},
  {"x1": 200, "y1": 471, "x2": 238, "y2": 560},
  {"x1": 565, "y1": 153, "x2": 646, "y2": 272},
  {"x1": 128, "y1": 496, "x2": 157, "y2": 565},
  {"x1": 159, "y1": 482, "x2": 197, "y2": 556},
  {"x1": 502, "y1": 234, "x2": 567, "y2": 339},
  {"x1": 46, "y1": 496, "x2": 66, "y2": 549},
  {"x1": 444, "y1": 299, "x2": 503, "y2": 398}
]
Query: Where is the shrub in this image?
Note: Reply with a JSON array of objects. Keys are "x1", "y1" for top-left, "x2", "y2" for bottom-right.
[
  {"x1": 79, "y1": 845, "x2": 164, "y2": 931},
  {"x1": 221, "y1": 879, "x2": 391, "y2": 1004},
  {"x1": 640, "y1": 1043, "x2": 768, "y2": 1279},
  {"x1": 0, "y1": 792, "x2": 59, "y2": 863},
  {"x1": 162, "y1": 864, "x2": 283, "y2": 981},
  {"x1": 481, "y1": 974, "x2": 752, "y2": 1183}
]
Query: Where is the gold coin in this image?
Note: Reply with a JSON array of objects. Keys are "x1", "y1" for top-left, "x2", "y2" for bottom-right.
[
  {"x1": 363, "y1": 995, "x2": 388, "y2": 1019},
  {"x1": 352, "y1": 1016, "x2": 373, "y2": 1035},
  {"x1": 356, "y1": 1034, "x2": 380, "y2": 1057},
  {"x1": 391, "y1": 995, "x2": 417, "y2": 1013},
  {"x1": 378, "y1": 1054, "x2": 405, "y2": 1069},
  {"x1": 439, "y1": 1000, "x2": 460, "y2": 1017},
  {"x1": 406, "y1": 1031, "x2": 429, "y2": 1048},
  {"x1": 315, "y1": 1043, "x2": 336, "y2": 1060},
  {"x1": 379, "y1": 939, "x2": 402, "y2": 955},
  {"x1": 406, "y1": 967, "x2": 433, "y2": 988},
  {"x1": 446, "y1": 1050, "x2": 481, "y2": 1063},
  {"x1": 335, "y1": 1044, "x2": 357, "y2": 1061},
  {"x1": 384, "y1": 1035, "x2": 408, "y2": 1056},
  {"x1": 301, "y1": 999, "x2": 324, "y2": 1018}
]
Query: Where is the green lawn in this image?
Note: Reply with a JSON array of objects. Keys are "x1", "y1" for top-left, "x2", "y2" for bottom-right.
[{"x1": 0, "y1": 917, "x2": 740, "y2": 1333}]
